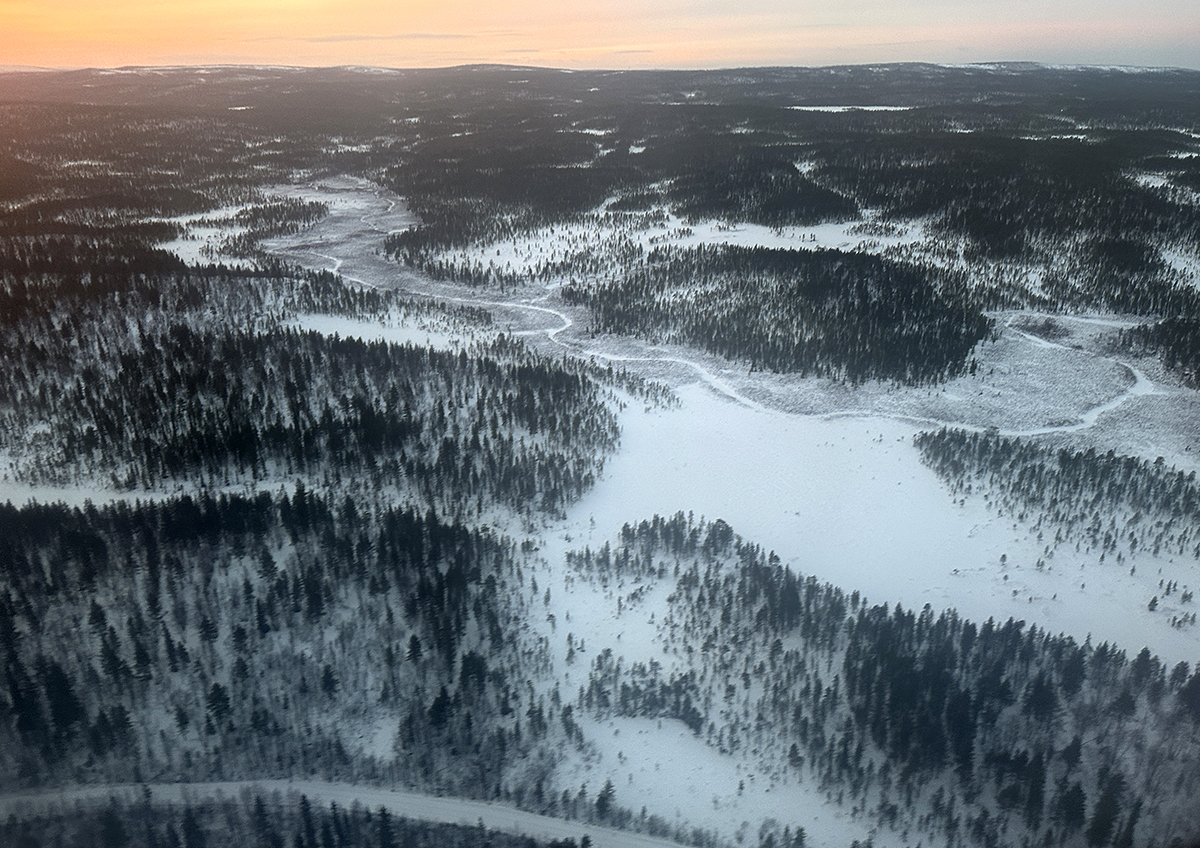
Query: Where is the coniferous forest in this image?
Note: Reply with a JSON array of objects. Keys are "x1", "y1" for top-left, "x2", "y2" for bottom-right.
[
  {"x1": 1, "y1": 63, "x2": 1199, "y2": 848},
  {"x1": 561, "y1": 245, "x2": 992, "y2": 384}
]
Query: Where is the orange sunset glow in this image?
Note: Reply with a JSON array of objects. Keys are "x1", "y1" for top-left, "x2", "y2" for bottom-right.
[{"x1": 2, "y1": 0, "x2": 1198, "y2": 70}]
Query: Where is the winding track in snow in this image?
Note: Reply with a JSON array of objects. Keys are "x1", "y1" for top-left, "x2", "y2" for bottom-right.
[
  {"x1": 352, "y1": 278, "x2": 1151, "y2": 435},
  {"x1": 432, "y1": 291, "x2": 769, "y2": 412},
  {"x1": 436, "y1": 294, "x2": 1157, "y2": 432},
  {"x1": 1000, "y1": 315, "x2": 1160, "y2": 437},
  {"x1": 0, "y1": 780, "x2": 687, "y2": 848},
  {"x1": 274, "y1": 181, "x2": 1163, "y2": 434}
]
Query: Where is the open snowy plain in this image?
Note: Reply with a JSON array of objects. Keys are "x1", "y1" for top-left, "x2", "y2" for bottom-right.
[
  {"x1": 173, "y1": 175, "x2": 1200, "y2": 845},
  {"x1": 2, "y1": 174, "x2": 1187, "y2": 847},
  {"x1": 257, "y1": 176, "x2": 1200, "y2": 662}
]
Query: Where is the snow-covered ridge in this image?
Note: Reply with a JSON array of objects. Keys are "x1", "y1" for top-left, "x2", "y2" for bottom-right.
[{"x1": 787, "y1": 105, "x2": 914, "y2": 112}]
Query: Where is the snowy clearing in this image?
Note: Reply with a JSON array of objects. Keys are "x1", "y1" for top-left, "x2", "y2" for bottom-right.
[
  {"x1": 237, "y1": 176, "x2": 1200, "y2": 666},
  {"x1": 135, "y1": 176, "x2": 1200, "y2": 846},
  {"x1": 556, "y1": 716, "x2": 890, "y2": 848}
]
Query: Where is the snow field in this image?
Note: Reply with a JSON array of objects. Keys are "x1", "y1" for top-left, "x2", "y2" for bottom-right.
[
  {"x1": 555, "y1": 716, "x2": 891, "y2": 848},
  {"x1": 521, "y1": 530, "x2": 897, "y2": 847},
  {"x1": 562, "y1": 382, "x2": 1200, "y2": 665},
  {"x1": 137, "y1": 177, "x2": 1200, "y2": 844},
  {"x1": 291, "y1": 313, "x2": 485, "y2": 352},
  {"x1": 517, "y1": 374, "x2": 1198, "y2": 845}
]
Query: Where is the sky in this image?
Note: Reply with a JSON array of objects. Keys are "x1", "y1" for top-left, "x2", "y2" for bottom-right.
[{"x1": 1, "y1": 0, "x2": 1198, "y2": 71}]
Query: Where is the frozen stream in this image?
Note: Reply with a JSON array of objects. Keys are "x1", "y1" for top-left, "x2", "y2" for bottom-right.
[{"x1": 255, "y1": 177, "x2": 1200, "y2": 668}]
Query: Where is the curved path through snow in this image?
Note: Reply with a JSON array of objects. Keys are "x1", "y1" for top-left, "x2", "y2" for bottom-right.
[
  {"x1": 432, "y1": 291, "x2": 769, "y2": 412},
  {"x1": 271, "y1": 178, "x2": 1168, "y2": 438},
  {"x1": 1000, "y1": 315, "x2": 1159, "y2": 437},
  {"x1": 0, "y1": 780, "x2": 686, "y2": 848},
  {"x1": 379, "y1": 287, "x2": 1151, "y2": 433}
]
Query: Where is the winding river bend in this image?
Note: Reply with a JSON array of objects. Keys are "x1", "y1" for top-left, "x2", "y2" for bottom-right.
[
  {"x1": 262, "y1": 176, "x2": 1200, "y2": 671},
  {"x1": 267, "y1": 176, "x2": 1192, "y2": 447}
]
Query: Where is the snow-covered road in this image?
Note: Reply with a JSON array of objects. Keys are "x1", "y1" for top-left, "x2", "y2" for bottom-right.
[{"x1": 0, "y1": 780, "x2": 686, "y2": 848}]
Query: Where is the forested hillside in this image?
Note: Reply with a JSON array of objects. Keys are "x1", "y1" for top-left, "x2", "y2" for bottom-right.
[
  {"x1": 1120, "y1": 318, "x2": 1200, "y2": 387},
  {"x1": 1, "y1": 63, "x2": 1199, "y2": 848},
  {"x1": 571, "y1": 515, "x2": 1200, "y2": 848},
  {"x1": 0, "y1": 490, "x2": 552, "y2": 796}
]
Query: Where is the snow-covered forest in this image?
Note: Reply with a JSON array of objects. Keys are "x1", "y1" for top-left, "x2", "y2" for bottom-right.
[{"x1": 1, "y1": 63, "x2": 1199, "y2": 848}]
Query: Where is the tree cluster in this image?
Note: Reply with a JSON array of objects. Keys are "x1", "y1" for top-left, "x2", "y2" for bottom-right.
[
  {"x1": 3, "y1": 322, "x2": 617, "y2": 514},
  {"x1": 0, "y1": 264, "x2": 618, "y2": 516},
  {"x1": 915, "y1": 428, "x2": 1200, "y2": 590},
  {"x1": 571, "y1": 514, "x2": 1200, "y2": 848},
  {"x1": 811, "y1": 132, "x2": 1200, "y2": 261},
  {"x1": 1119, "y1": 318, "x2": 1200, "y2": 387},
  {"x1": 0, "y1": 489, "x2": 551, "y2": 798},
  {"x1": 563, "y1": 245, "x2": 992, "y2": 384}
]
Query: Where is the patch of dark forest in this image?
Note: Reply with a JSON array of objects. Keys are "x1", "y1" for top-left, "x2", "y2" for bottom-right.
[
  {"x1": 571, "y1": 514, "x2": 1200, "y2": 848},
  {"x1": 562, "y1": 245, "x2": 992, "y2": 384},
  {"x1": 0, "y1": 490, "x2": 536, "y2": 794},
  {"x1": 915, "y1": 429, "x2": 1199, "y2": 629}
]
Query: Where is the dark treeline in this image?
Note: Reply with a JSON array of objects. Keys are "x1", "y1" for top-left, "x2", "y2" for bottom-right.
[
  {"x1": 0, "y1": 233, "x2": 189, "y2": 279},
  {"x1": 234, "y1": 199, "x2": 331, "y2": 236},
  {"x1": 811, "y1": 131, "x2": 1200, "y2": 260},
  {"x1": 381, "y1": 126, "x2": 636, "y2": 258},
  {"x1": 0, "y1": 792, "x2": 593, "y2": 848},
  {"x1": 0, "y1": 265, "x2": 481, "y2": 331},
  {"x1": 563, "y1": 245, "x2": 993, "y2": 384},
  {"x1": 1, "y1": 320, "x2": 617, "y2": 514},
  {"x1": 0, "y1": 489, "x2": 547, "y2": 796},
  {"x1": 915, "y1": 428, "x2": 1200, "y2": 528},
  {"x1": 570, "y1": 513, "x2": 1200, "y2": 848},
  {"x1": 1119, "y1": 318, "x2": 1200, "y2": 387},
  {"x1": 0, "y1": 262, "x2": 618, "y2": 515},
  {"x1": 0, "y1": 102, "x2": 355, "y2": 275},
  {"x1": 217, "y1": 198, "x2": 333, "y2": 261},
  {"x1": 379, "y1": 109, "x2": 859, "y2": 261},
  {"x1": 665, "y1": 146, "x2": 859, "y2": 227},
  {"x1": 915, "y1": 428, "x2": 1200, "y2": 601},
  {"x1": 1022, "y1": 240, "x2": 1200, "y2": 319}
]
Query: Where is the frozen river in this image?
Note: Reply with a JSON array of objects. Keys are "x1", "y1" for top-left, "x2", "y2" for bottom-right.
[{"x1": 257, "y1": 176, "x2": 1200, "y2": 668}]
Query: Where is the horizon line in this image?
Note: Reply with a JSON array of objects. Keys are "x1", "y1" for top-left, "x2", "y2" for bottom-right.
[{"x1": 2, "y1": 59, "x2": 1198, "y2": 75}]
